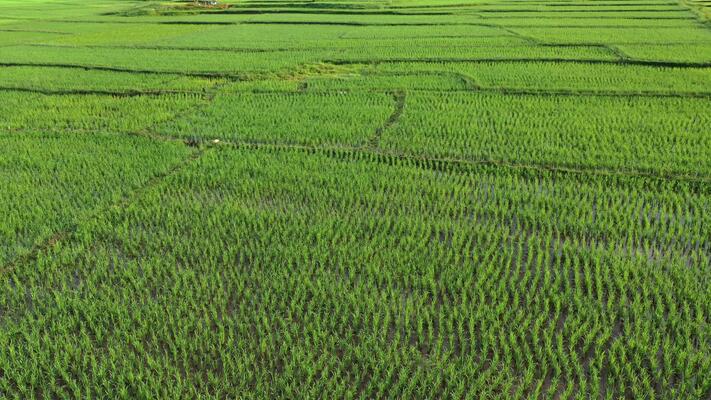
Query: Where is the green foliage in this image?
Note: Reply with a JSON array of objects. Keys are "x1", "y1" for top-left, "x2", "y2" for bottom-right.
[
  {"x1": 0, "y1": 148, "x2": 708, "y2": 398},
  {"x1": 509, "y1": 26, "x2": 711, "y2": 44},
  {"x1": 307, "y1": 73, "x2": 467, "y2": 90},
  {"x1": 375, "y1": 61, "x2": 711, "y2": 93},
  {"x1": 382, "y1": 92, "x2": 711, "y2": 176},
  {"x1": 0, "y1": 132, "x2": 192, "y2": 264},
  {"x1": 0, "y1": 91, "x2": 203, "y2": 133},
  {"x1": 158, "y1": 90, "x2": 392, "y2": 145},
  {"x1": 618, "y1": 43, "x2": 711, "y2": 63},
  {"x1": 0, "y1": 0, "x2": 709, "y2": 398},
  {"x1": 0, "y1": 66, "x2": 223, "y2": 92}
]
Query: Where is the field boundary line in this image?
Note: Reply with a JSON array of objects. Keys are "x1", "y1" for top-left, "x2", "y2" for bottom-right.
[
  {"x1": 492, "y1": 25, "x2": 541, "y2": 44},
  {"x1": 0, "y1": 86, "x2": 206, "y2": 97},
  {"x1": 462, "y1": 83, "x2": 711, "y2": 99},
  {"x1": 3, "y1": 84, "x2": 711, "y2": 100},
  {"x1": 327, "y1": 57, "x2": 711, "y2": 68},
  {"x1": 365, "y1": 90, "x2": 406, "y2": 149},
  {"x1": 202, "y1": 10, "x2": 464, "y2": 16},
  {"x1": 484, "y1": 15, "x2": 697, "y2": 20},
  {"x1": 0, "y1": 147, "x2": 210, "y2": 277},
  {"x1": 0, "y1": 28, "x2": 73, "y2": 35},
  {"x1": 476, "y1": 8, "x2": 688, "y2": 13},
  {"x1": 199, "y1": 138, "x2": 711, "y2": 189},
  {"x1": 679, "y1": 0, "x2": 711, "y2": 25},
  {"x1": 106, "y1": 129, "x2": 711, "y2": 188},
  {"x1": 15, "y1": 42, "x2": 535, "y2": 54},
  {"x1": 25, "y1": 41, "x2": 710, "y2": 52},
  {"x1": 603, "y1": 44, "x2": 633, "y2": 61},
  {"x1": 3, "y1": 57, "x2": 707, "y2": 85},
  {"x1": 215, "y1": 84, "x2": 711, "y2": 99},
  {"x1": 21, "y1": 43, "x2": 309, "y2": 53},
  {"x1": 353, "y1": 70, "x2": 711, "y2": 98},
  {"x1": 408, "y1": 69, "x2": 711, "y2": 98},
  {"x1": 0, "y1": 62, "x2": 242, "y2": 79},
  {"x1": 242, "y1": 20, "x2": 510, "y2": 27}
]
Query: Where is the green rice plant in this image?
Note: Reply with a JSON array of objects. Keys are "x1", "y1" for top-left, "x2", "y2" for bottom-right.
[
  {"x1": 224, "y1": 78, "x2": 303, "y2": 92},
  {"x1": 328, "y1": 44, "x2": 620, "y2": 62},
  {"x1": 0, "y1": 45, "x2": 321, "y2": 74},
  {"x1": 0, "y1": 30, "x2": 69, "y2": 46},
  {"x1": 0, "y1": 66, "x2": 223, "y2": 92},
  {"x1": 0, "y1": 0, "x2": 120, "y2": 19},
  {"x1": 0, "y1": 0, "x2": 709, "y2": 398},
  {"x1": 157, "y1": 90, "x2": 392, "y2": 145},
  {"x1": 241, "y1": 12, "x2": 484, "y2": 24},
  {"x1": 338, "y1": 24, "x2": 507, "y2": 39},
  {"x1": 0, "y1": 131, "x2": 191, "y2": 264},
  {"x1": 508, "y1": 26, "x2": 711, "y2": 45},
  {"x1": 381, "y1": 92, "x2": 711, "y2": 176},
  {"x1": 479, "y1": 10, "x2": 695, "y2": 19},
  {"x1": 40, "y1": 23, "x2": 218, "y2": 46},
  {"x1": 157, "y1": 23, "x2": 353, "y2": 45},
  {"x1": 305, "y1": 72, "x2": 467, "y2": 90},
  {"x1": 374, "y1": 61, "x2": 711, "y2": 93},
  {"x1": 486, "y1": 17, "x2": 700, "y2": 28},
  {"x1": 0, "y1": 148, "x2": 706, "y2": 398},
  {"x1": 149, "y1": 34, "x2": 531, "y2": 51},
  {"x1": 0, "y1": 91, "x2": 204, "y2": 133},
  {"x1": 617, "y1": 43, "x2": 711, "y2": 63}
]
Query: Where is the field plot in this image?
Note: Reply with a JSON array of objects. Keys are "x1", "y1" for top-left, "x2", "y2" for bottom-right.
[
  {"x1": 372, "y1": 60, "x2": 711, "y2": 93},
  {"x1": 0, "y1": 91, "x2": 203, "y2": 133},
  {"x1": 508, "y1": 26, "x2": 711, "y2": 44},
  {"x1": 0, "y1": 66, "x2": 223, "y2": 92},
  {"x1": 2, "y1": 148, "x2": 709, "y2": 399},
  {"x1": 380, "y1": 92, "x2": 711, "y2": 176},
  {"x1": 157, "y1": 90, "x2": 393, "y2": 145},
  {"x1": 0, "y1": 45, "x2": 323, "y2": 74},
  {"x1": 618, "y1": 43, "x2": 711, "y2": 63},
  {"x1": 0, "y1": 132, "x2": 192, "y2": 265},
  {"x1": 0, "y1": 31, "x2": 69, "y2": 46},
  {"x1": 0, "y1": 0, "x2": 709, "y2": 398}
]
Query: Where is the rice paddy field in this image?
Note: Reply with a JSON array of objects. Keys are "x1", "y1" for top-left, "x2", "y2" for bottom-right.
[{"x1": 1, "y1": 0, "x2": 710, "y2": 398}]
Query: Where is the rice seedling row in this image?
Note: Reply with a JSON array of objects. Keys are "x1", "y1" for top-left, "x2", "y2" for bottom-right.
[
  {"x1": 1, "y1": 147, "x2": 707, "y2": 398},
  {"x1": 0, "y1": 0, "x2": 709, "y2": 398}
]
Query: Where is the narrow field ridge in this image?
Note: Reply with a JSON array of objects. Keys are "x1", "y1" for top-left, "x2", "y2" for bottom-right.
[
  {"x1": 366, "y1": 90, "x2": 406, "y2": 148},
  {"x1": 0, "y1": 147, "x2": 208, "y2": 276}
]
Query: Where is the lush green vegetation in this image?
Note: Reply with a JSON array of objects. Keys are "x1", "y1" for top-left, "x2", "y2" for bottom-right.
[
  {"x1": 1, "y1": 91, "x2": 203, "y2": 133},
  {"x1": 0, "y1": 132, "x2": 192, "y2": 265},
  {"x1": 1, "y1": 0, "x2": 709, "y2": 398},
  {"x1": 381, "y1": 92, "x2": 711, "y2": 176},
  {"x1": 0, "y1": 66, "x2": 223, "y2": 92},
  {"x1": 371, "y1": 61, "x2": 711, "y2": 93},
  {"x1": 157, "y1": 90, "x2": 393, "y2": 145}
]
